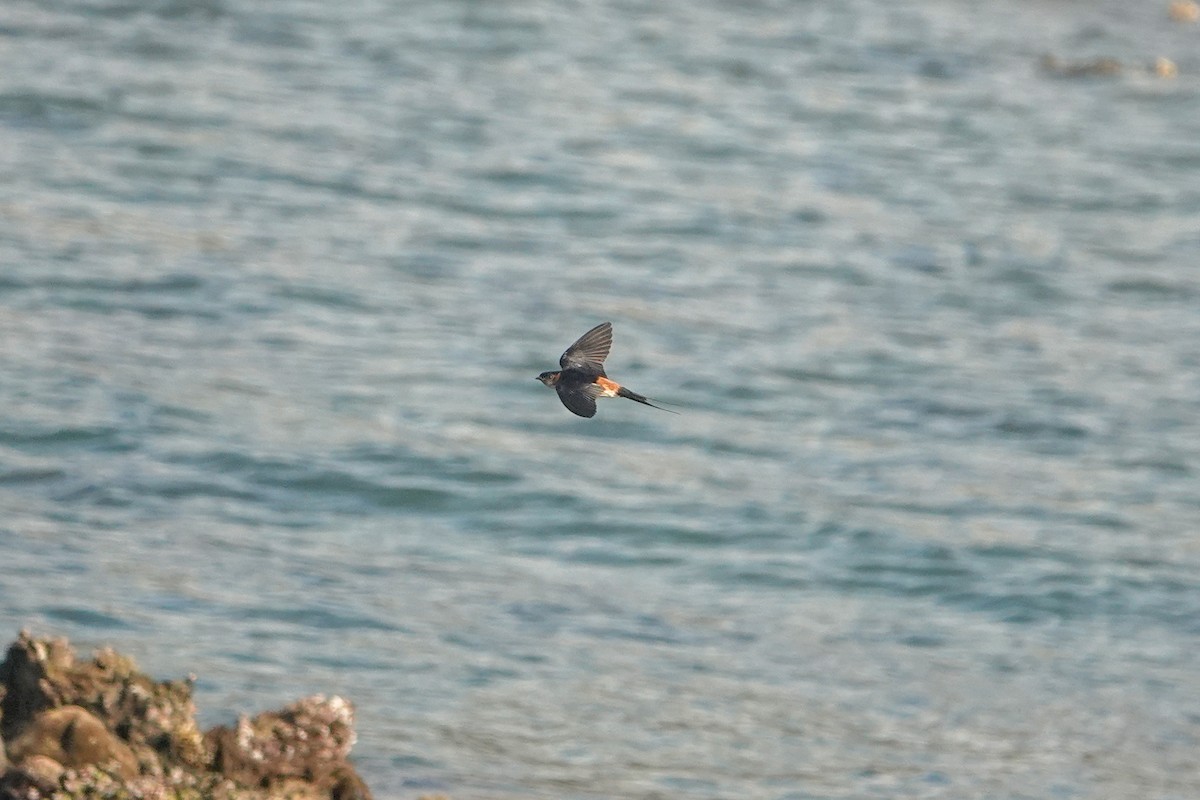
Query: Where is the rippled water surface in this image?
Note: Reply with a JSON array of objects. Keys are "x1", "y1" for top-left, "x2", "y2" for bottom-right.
[{"x1": 3, "y1": 0, "x2": 1200, "y2": 797}]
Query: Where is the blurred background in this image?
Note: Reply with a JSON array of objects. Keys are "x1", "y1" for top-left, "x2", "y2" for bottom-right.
[{"x1": 2, "y1": 0, "x2": 1199, "y2": 797}]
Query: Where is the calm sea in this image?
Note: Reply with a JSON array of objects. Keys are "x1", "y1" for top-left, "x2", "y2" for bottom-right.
[{"x1": 2, "y1": 1, "x2": 1199, "y2": 797}]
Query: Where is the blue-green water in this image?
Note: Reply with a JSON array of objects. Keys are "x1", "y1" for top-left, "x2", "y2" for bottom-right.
[{"x1": 2, "y1": 1, "x2": 1199, "y2": 797}]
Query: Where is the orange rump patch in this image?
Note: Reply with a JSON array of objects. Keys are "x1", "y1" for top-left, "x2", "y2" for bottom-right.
[{"x1": 594, "y1": 376, "x2": 621, "y2": 397}]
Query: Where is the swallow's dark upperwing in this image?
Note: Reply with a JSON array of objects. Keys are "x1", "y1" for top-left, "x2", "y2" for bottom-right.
[
  {"x1": 559, "y1": 321, "x2": 612, "y2": 375},
  {"x1": 555, "y1": 380, "x2": 603, "y2": 418}
]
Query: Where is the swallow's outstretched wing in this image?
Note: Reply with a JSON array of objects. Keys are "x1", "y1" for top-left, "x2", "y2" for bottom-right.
[
  {"x1": 555, "y1": 382, "x2": 603, "y2": 418},
  {"x1": 559, "y1": 322, "x2": 612, "y2": 374}
]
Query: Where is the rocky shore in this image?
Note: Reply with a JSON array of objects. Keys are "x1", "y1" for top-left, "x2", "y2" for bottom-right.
[{"x1": 0, "y1": 632, "x2": 373, "y2": 800}]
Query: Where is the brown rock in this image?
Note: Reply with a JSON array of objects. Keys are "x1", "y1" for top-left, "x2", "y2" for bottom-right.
[
  {"x1": 0, "y1": 634, "x2": 374, "y2": 800},
  {"x1": 206, "y1": 695, "x2": 371, "y2": 799},
  {"x1": 13, "y1": 753, "x2": 64, "y2": 786},
  {"x1": 0, "y1": 630, "x2": 207, "y2": 772},
  {"x1": 0, "y1": 632, "x2": 75, "y2": 741},
  {"x1": 7, "y1": 705, "x2": 138, "y2": 780},
  {"x1": 0, "y1": 754, "x2": 64, "y2": 800}
]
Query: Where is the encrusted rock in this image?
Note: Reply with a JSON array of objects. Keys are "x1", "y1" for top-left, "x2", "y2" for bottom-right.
[
  {"x1": 207, "y1": 695, "x2": 370, "y2": 799},
  {"x1": 0, "y1": 754, "x2": 63, "y2": 800},
  {"x1": 0, "y1": 631, "x2": 206, "y2": 772},
  {"x1": 0, "y1": 632, "x2": 374, "y2": 800},
  {"x1": 0, "y1": 633, "x2": 75, "y2": 741}
]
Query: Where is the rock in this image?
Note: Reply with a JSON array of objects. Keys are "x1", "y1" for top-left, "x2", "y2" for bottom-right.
[
  {"x1": 7, "y1": 705, "x2": 138, "y2": 780},
  {"x1": 207, "y1": 695, "x2": 372, "y2": 799},
  {"x1": 0, "y1": 630, "x2": 206, "y2": 772},
  {"x1": 0, "y1": 754, "x2": 64, "y2": 797},
  {"x1": 0, "y1": 761, "x2": 58, "y2": 800},
  {"x1": 0, "y1": 633, "x2": 375, "y2": 800},
  {"x1": 0, "y1": 633, "x2": 75, "y2": 741}
]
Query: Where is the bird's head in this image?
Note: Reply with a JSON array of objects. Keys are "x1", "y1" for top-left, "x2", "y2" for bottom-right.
[{"x1": 536, "y1": 371, "x2": 560, "y2": 386}]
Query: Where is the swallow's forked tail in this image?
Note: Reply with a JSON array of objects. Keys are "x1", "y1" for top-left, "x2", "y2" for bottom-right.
[{"x1": 617, "y1": 386, "x2": 679, "y2": 414}]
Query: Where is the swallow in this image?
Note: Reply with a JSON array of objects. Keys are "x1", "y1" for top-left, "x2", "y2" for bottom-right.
[{"x1": 536, "y1": 322, "x2": 676, "y2": 418}]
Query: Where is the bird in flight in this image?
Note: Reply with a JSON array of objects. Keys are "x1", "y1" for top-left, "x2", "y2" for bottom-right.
[{"x1": 536, "y1": 322, "x2": 676, "y2": 418}]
